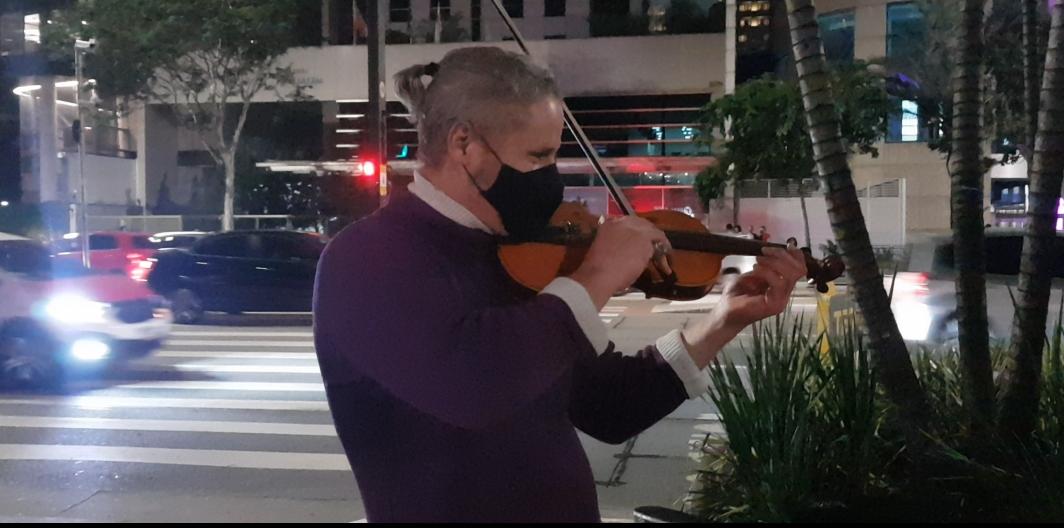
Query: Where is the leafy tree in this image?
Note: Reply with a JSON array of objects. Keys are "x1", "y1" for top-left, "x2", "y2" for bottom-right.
[
  {"x1": 44, "y1": 0, "x2": 314, "y2": 231},
  {"x1": 696, "y1": 63, "x2": 892, "y2": 247}
]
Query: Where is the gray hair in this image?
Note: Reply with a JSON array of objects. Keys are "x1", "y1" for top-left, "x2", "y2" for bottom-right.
[{"x1": 393, "y1": 46, "x2": 561, "y2": 168}]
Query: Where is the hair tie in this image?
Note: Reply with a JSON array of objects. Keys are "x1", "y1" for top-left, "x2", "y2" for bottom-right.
[{"x1": 423, "y1": 62, "x2": 440, "y2": 77}]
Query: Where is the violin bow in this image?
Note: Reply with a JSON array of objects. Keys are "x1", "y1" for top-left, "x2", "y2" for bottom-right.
[{"x1": 486, "y1": 0, "x2": 636, "y2": 217}]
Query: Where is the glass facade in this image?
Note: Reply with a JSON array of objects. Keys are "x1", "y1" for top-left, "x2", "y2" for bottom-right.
[
  {"x1": 886, "y1": 2, "x2": 925, "y2": 59},
  {"x1": 390, "y1": 0, "x2": 412, "y2": 23},
  {"x1": 429, "y1": 0, "x2": 451, "y2": 20},
  {"x1": 819, "y1": 10, "x2": 855, "y2": 64},
  {"x1": 502, "y1": 0, "x2": 523, "y2": 18},
  {"x1": 545, "y1": 0, "x2": 566, "y2": 17}
]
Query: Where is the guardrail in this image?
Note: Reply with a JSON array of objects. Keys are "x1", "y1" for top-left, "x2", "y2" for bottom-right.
[{"x1": 86, "y1": 215, "x2": 322, "y2": 233}]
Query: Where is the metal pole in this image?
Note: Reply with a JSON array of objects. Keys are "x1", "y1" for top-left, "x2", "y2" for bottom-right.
[
  {"x1": 75, "y1": 45, "x2": 91, "y2": 269},
  {"x1": 364, "y1": 0, "x2": 387, "y2": 205}
]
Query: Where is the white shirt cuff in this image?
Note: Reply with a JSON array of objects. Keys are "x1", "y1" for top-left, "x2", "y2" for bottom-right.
[
  {"x1": 540, "y1": 277, "x2": 611, "y2": 354},
  {"x1": 656, "y1": 329, "x2": 711, "y2": 399}
]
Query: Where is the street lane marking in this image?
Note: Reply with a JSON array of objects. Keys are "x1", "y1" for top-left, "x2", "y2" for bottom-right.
[
  {"x1": 0, "y1": 444, "x2": 350, "y2": 471},
  {"x1": 0, "y1": 396, "x2": 329, "y2": 412}
]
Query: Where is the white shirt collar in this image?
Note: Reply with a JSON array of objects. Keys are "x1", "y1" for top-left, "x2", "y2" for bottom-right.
[{"x1": 408, "y1": 170, "x2": 494, "y2": 234}]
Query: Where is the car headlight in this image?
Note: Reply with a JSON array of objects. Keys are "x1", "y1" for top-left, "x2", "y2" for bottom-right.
[
  {"x1": 42, "y1": 296, "x2": 110, "y2": 324},
  {"x1": 70, "y1": 338, "x2": 111, "y2": 362},
  {"x1": 894, "y1": 301, "x2": 933, "y2": 342}
]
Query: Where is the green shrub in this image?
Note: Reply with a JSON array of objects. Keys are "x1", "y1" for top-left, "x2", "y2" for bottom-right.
[{"x1": 688, "y1": 311, "x2": 1064, "y2": 522}]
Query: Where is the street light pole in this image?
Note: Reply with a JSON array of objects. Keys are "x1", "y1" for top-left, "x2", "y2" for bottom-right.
[{"x1": 75, "y1": 38, "x2": 95, "y2": 269}]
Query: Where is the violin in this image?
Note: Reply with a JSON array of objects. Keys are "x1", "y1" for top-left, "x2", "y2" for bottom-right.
[
  {"x1": 486, "y1": 0, "x2": 844, "y2": 301},
  {"x1": 498, "y1": 202, "x2": 845, "y2": 301}
]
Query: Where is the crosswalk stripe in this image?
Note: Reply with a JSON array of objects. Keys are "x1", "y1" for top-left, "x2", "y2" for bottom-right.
[
  {"x1": 164, "y1": 340, "x2": 314, "y2": 348},
  {"x1": 0, "y1": 444, "x2": 350, "y2": 471},
  {"x1": 68, "y1": 381, "x2": 325, "y2": 392},
  {"x1": 155, "y1": 351, "x2": 317, "y2": 359},
  {"x1": 170, "y1": 331, "x2": 314, "y2": 338},
  {"x1": 0, "y1": 415, "x2": 337, "y2": 436},
  {"x1": 135, "y1": 364, "x2": 322, "y2": 374},
  {"x1": 0, "y1": 396, "x2": 330, "y2": 412}
]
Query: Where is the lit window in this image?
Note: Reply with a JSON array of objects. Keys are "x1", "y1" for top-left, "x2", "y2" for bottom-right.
[
  {"x1": 24, "y1": 13, "x2": 40, "y2": 43},
  {"x1": 901, "y1": 100, "x2": 919, "y2": 141}
]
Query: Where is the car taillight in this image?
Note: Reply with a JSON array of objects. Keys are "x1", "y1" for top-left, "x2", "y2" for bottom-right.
[
  {"x1": 914, "y1": 272, "x2": 930, "y2": 295},
  {"x1": 128, "y1": 255, "x2": 156, "y2": 282},
  {"x1": 895, "y1": 272, "x2": 930, "y2": 297}
]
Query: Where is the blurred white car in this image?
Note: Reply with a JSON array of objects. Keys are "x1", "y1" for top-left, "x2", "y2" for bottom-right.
[
  {"x1": 886, "y1": 230, "x2": 1064, "y2": 344},
  {"x1": 715, "y1": 231, "x2": 758, "y2": 276},
  {"x1": 0, "y1": 233, "x2": 172, "y2": 387}
]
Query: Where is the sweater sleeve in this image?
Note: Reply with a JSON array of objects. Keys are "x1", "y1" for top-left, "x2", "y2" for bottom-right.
[{"x1": 567, "y1": 341, "x2": 692, "y2": 445}]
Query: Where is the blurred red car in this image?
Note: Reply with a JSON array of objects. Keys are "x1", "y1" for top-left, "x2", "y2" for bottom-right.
[{"x1": 52, "y1": 231, "x2": 158, "y2": 281}]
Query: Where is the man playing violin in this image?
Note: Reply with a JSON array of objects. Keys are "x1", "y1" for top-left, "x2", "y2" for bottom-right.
[{"x1": 313, "y1": 47, "x2": 808, "y2": 523}]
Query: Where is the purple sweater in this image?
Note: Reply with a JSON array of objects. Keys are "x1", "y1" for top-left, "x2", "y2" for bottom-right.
[{"x1": 313, "y1": 193, "x2": 688, "y2": 522}]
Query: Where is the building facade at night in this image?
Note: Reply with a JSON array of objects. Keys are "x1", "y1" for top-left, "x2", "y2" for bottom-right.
[
  {"x1": 7, "y1": 0, "x2": 1038, "y2": 243},
  {"x1": 5, "y1": 0, "x2": 725, "y2": 231}
]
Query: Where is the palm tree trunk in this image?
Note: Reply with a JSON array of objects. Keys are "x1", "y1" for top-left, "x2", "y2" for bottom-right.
[
  {"x1": 950, "y1": 0, "x2": 996, "y2": 432},
  {"x1": 784, "y1": 0, "x2": 929, "y2": 436},
  {"x1": 1000, "y1": 0, "x2": 1064, "y2": 440},
  {"x1": 1024, "y1": 0, "x2": 1042, "y2": 153},
  {"x1": 732, "y1": 181, "x2": 740, "y2": 226},
  {"x1": 799, "y1": 188, "x2": 811, "y2": 248}
]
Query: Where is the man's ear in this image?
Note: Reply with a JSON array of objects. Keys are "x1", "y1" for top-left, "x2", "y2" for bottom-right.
[{"x1": 448, "y1": 122, "x2": 474, "y2": 157}]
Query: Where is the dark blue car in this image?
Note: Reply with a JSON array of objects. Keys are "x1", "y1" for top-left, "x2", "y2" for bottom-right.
[{"x1": 147, "y1": 231, "x2": 325, "y2": 324}]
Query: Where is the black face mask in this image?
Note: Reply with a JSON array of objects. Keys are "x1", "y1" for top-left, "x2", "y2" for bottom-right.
[{"x1": 463, "y1": 137, "x2": 564, "y2": 241}]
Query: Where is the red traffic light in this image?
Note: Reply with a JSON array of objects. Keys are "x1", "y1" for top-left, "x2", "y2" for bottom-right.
[{"x1": 360, "y1": 160, "x2": 377, "y2": 177}]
